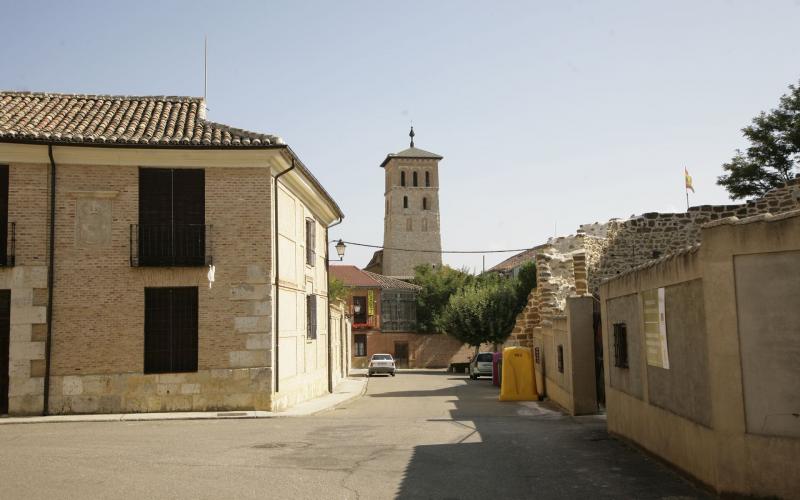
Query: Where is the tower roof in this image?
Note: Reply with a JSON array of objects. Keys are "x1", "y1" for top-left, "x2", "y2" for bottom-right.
[{"x1": 380, "y1": 146, "x2": 443, "y2": 168}]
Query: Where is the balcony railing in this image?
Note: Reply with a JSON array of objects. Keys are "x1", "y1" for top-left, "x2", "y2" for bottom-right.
[
  {"x1": 130, "y1": 224, "x2": 212, "y2": 267},
  {"x1": 0, "y1": 222, "x2": 15, "y2": 267}
]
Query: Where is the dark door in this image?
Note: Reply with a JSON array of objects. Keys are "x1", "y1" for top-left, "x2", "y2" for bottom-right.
[
  {"x1": 394, "y1": 342, "x2": 409, "y2": 369},
  {"x1": 0, "y1": 290, "x2": 10, "y2": 414},
  {"x1": 593, "y1": 299, "x2": 605, "y2": 409}
]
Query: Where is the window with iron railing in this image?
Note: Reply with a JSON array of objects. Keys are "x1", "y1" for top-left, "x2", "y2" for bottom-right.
[{"x1": 133, "y1": 168, "x2": 209, "y2": 267}]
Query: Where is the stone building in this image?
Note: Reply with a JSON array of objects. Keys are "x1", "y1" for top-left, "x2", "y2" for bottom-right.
[
  {"x1": 366, "y1": 128, "x2": 442, "y2": 278},
  {"x1": 496, "y1": 177, "x2": 800, "y2": 415},
  {"x1": 0, "y1": 91, "x2": 348, "y2": 416},
  {"x1": 600, "y1": 209, "x2": 800, "y2": 498}
]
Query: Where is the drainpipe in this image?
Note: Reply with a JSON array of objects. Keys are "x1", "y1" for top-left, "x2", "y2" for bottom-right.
[
  {"x1": 43, "y1": 145, "x2": 57, "y2": 415},
  {"x1": 273, "y1": 159, "x2": 295, "y2": 394},
  {"x1": 325, "y1": 218, "x2": 342, "y2": 393}
]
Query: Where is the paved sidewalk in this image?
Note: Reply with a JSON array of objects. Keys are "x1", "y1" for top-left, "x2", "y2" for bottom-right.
[{"x1": 0, "y1": 376, "x2": 367, "y2": 425}]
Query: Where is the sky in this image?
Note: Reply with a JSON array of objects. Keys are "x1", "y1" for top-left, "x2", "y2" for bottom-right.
[{"x1": 2, "y1": 0, "x2": 799, "y2": 272}]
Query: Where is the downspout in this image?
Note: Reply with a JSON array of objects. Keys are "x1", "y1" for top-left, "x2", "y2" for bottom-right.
[
  {"x1": 325, "y1": 218, "x2": 343, "y2": 393},
  {"x1": 43, "y1": 145, "x2": 56, "y2": 415},
  {"x1": 273, "y1": 159, "x2": 295, "y2": 394}
]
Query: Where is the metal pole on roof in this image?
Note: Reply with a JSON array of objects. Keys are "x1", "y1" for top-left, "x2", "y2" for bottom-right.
[{"x1": 204, "y1": 35, "x2": 208, "y2": 109}]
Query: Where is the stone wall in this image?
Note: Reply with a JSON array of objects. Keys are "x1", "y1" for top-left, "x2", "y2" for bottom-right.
[{"x1": 507, "y1": 177, "x2": 800, "y2": 349}]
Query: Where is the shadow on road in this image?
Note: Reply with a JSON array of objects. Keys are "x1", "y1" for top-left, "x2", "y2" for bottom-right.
[{"x1": 394, "y1": 374, "x2": 708, "y2": 499}]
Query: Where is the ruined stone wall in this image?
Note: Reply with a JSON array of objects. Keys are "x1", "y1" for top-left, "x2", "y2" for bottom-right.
[{"x1": 507, "y1": 177, "x2": 800, "y2": 348}]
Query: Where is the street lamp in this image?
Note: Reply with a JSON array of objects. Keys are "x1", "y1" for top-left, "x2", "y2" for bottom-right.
[{"x1": 335, "y1": 239, "x2": 346, "y2": 261}]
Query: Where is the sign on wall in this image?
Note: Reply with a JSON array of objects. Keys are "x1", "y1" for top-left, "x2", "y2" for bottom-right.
[
  {"x1": 367, "y1": 290, "x2": 375, "y2": 316},
  {"x1": 642, "y1": 288, "x2": 670, "y2": 369}
]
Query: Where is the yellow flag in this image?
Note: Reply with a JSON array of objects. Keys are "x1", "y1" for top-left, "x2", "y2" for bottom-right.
[{"x1": 684, "y1": 168, "x2": 695, "y2": 193}]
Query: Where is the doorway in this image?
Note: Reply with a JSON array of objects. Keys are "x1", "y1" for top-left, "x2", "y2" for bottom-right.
[
  {"x1": 394, "y1": 341, "x2": 409, "y2": 369},
  {"x1": 0, "y1": 290, "x2": 10, "y2": 414}
]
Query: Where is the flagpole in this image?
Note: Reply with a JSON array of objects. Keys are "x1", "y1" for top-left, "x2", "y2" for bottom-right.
[{"x1": 686, "y1": 190, "x2": 689, "y2": 210}]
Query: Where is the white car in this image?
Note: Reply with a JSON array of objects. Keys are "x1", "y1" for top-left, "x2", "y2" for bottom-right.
[
  {"x1": 469, "y1": 352, "x2": 494, "y2": 379},
  {"x1": 368, "y1": 354, "x2": 396, "y2": 377}
]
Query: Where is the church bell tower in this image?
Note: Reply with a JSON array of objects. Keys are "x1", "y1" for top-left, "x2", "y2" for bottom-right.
[{"x1": 376, "y1": 127, "x2": 443, "y2": 277}]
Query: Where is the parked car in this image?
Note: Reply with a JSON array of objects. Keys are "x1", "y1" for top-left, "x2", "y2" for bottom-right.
[
  {"x1": 469, "y1": 352, "x2": 494, "y2": 379},
  {"x1": 368, "y1": 354, "x2": 396, "y2": 377}
]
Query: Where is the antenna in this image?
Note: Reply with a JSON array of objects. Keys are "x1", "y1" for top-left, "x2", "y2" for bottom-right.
[{"x1": 203, "y1": 35, "x2": 208, "y2": 112}]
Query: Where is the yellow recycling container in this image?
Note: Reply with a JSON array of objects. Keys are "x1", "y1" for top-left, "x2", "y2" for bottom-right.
[{"x1": 499, "y1": 346, "x2": 538, "y2": 401}]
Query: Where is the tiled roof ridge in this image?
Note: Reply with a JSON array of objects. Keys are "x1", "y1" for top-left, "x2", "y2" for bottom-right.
[
  {"x1": 362, "y1": 270, "x2": 422, "y2": 291},
  {"x1": 1, "y1": 90, "x2": 204, "y2": 102}
]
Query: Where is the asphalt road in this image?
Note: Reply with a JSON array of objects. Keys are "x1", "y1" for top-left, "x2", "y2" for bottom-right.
[{"x1": 0, "y1": 371, "x2": 707, "y2": 499}]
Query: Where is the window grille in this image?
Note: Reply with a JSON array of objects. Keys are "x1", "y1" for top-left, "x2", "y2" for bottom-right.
[
  {"x1": 557, "y1": 345, "x2": 564, "y2": 373},
  {"x1": 307, "y1": 294, "x2": 318, "y2": 339},
  {"x1": 613, "y1": 323, "x2": 629, "y2": 368},
  {"x1": 306, "y1": 218, "x2": 316, "y2": 267},
  {"x1": 534, "y1": 346, "x2": 540, "y2": 364}
]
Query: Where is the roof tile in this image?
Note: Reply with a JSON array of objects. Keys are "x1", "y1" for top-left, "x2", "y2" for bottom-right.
[{"x1": 0, "y1": 91, "x2": 283, "y2": 148}]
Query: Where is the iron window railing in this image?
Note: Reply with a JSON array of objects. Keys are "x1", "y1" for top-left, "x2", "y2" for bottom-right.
[
  {"x1": 0, "y1": 222, "x2": 15, "y2": 267},
  {"x1": 130, "y1": 224, "x2": 212, "y2": 267}
]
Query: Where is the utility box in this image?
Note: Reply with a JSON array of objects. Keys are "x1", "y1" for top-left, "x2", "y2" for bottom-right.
[{"x1": 499, "y1": 347, "x2": 538, "y2": 401}]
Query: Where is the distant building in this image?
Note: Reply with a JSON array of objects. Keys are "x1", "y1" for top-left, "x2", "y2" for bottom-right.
[
  {"x1": 366, "y1": 128, "x2": 442, "y2": 278},
  {"x1": 330, "y1": 265, "x2": 475, "y2": 369}
]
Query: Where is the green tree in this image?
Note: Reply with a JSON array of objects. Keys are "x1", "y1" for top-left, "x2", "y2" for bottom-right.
[
  {"x1": 328, "y1": 276, "x2": 347, "y2": 303},
  {"x1": 413, "y1": 264, "x2": 474, "y2": 333},
  {"x1": 513, "y1": 262, "x2": 537, "y2": 311},
  {"x1": 437, "y1": 279, "x2": 519, "y2": 347},
  {"x1": 717, "y1": 81, "x2": 800, "y2": 199}
]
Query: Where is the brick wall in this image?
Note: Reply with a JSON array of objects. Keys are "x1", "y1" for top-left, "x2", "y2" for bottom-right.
[{"x1": 44, "y1": 164, "x2": 273, "y2": 414}]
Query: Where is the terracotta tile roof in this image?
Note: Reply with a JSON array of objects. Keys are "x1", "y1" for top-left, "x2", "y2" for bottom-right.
[
  {"x1": 380, "y1": 146, "x2": 442, "y2": 167},
  {"x1": 330, "y1": 265, "x2": 421, "y2": 291},
  {"x1": 489, "y1": 248, "x2": 537, "y2": 273},
  {"x1": 330, "y1": 265, "x2": 380, "y2": 288},
  {"x1": 362, "y1": 270, "x2": 422, "y2": 291},
  {"x1": 0, "y1": 91, "x2": 283, "y2": 147}
]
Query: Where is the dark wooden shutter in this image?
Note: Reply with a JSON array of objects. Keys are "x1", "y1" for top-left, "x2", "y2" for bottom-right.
[
  {"x1": 138, "y1": 168, "x2": 205, "y2": 266},
  {"x1": 172, "y1": 169, "x2": 205, "y2": 266},
  {"x1": 145, "y1": 287, "x2": 198, "y2": 373},
  {"x1": 144, "y1": 288, "x2": 172, "y2": 373},
  {"x1": 0, "y1": 166, "x2": 9, "y2": 266},
  {"x1": 139, "y1": 169, "x2": 173, "y2": 265},
  {"x1": 0, "y1": 290, "x2": 10, "y2": 414}
]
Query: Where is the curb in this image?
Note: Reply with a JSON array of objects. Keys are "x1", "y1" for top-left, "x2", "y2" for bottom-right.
[{"x1": 0, "y1": 377, "x2": 368, "y2": 426}]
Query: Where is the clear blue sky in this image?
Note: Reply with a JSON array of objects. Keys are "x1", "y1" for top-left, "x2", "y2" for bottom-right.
[{"x1": 2, "y1": 0, "x2": 799, "y2": 271}]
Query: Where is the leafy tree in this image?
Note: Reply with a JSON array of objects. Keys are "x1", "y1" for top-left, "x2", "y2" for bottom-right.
[
  {"x1": 328, "y1": 276, "x2": 347, "y2": 303},
  {"x1": 514, "y1": 262, "x2": 537, "y2": 311},
  {"x1": 413, "y1": 264, "x2": 474, "y2": 333},
  {"x1": 437, "y1": 279, "x2": 519, "y2": 347},
  {"x1": 718, "y1": 81, "x2": 800, "y2": 199}
]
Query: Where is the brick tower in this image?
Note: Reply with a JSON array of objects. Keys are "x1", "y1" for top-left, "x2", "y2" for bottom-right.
[{"x1": 378, "y1": 127, "x2": 443, "y2": 277}]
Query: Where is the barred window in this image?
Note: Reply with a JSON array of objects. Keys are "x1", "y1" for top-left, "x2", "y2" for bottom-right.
[
  {"x1": 613, "y1": 323, "x2": 629, "y2": 368},
  {"x1": 307, "y1": 294, "x2": 318, "y2": 339},
  {"x1": 306, "y1": 218, "x2": 316, "y2": 267},
  {"x1": 534, "y1": 346, "x2": 541, "y2": 364},
  {"x1": 557, "y1": 345, "x2": 564, "y2": 373}
]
